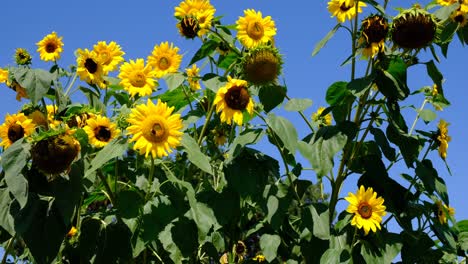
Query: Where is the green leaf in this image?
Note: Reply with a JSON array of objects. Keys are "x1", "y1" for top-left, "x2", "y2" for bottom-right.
[
  {"x1": 11, "y1": 67, "x2": 53, "y2": 104},
  {"x1": 259, "y1": 85, "x2": 286, "y2": 112},
  {"x1": 181, "y1": 134, "x2": 213, "y2": 175},
  {"x1": 116, "y1": 190, "x2": 144, "y2": 219},
  {"x1": 284, "y1": 98, "x2": 313, "y2": 112},
  {"x1": 85, "y1": 137, "x2": 127, "y2": 178},
  {"x1": 439, "y1": 22, "x2": 459, "y2": 44},
  {"x1": 370, "y1": 127, "x2": 396, "y2": 161},
  {"x1": 217, "y1": 52, "x2": 239, "y2": 69},
  {"x1": 376, "y1": 57, "x2": 409, "y2": 100},
  {"x1": 260, "y1": 234, "x2": 281, "y2": 262},
  {"x1": 347, "y1": 74, "x2": 374, "y2": 97},
  {"x1": 202, "y1": 73, "x2": 226, "y2": 92},
  {"x1": 326, "y1": 81, "x2": 349, "y2": 106},
  {"x1": 157, "y1": 86, "x2": 195, "y2": 112},
  {"x1": 433, "y1": 3, "x2": 460, "y2": 21},
  {"x1": 163, "y1": 72, "x2": 185, "y2": 91},
  {"x1": 459, "y1": 231, "x2": 468, "y2": 251},
  {"x1": 1, "y1": 140, "x2": 30, "y2": 208},
  {"x1": 310, "y1": 205, "x2": 330, "y2": 240},
  {"x1": 0, "y1": 188, "x2": 15, "y2": 235},
  {"x1": 386, "y1": 124, "x2": 421, "y2": 167},
  {"x1": 189, "y1": 39, "x2": 219, "y2": 65},
  {"x1": 312, "y1": 24, "x2": 340, "y2": 56},
  {"x1": 419, "y1": 109, "x2": 437, "y2": 124},
  {"x1": 266, "y1": 113, "x2": 298, "y2": 154},
  {"x1": 360, "y1": 232, "x2": 402, "y2": 264},
  {"x1": 426, "y1": 60, "x2": 444, "y2": 94},
  {"x1": 320, "y1": 248, "x2": 342, "y2": 263},
  {"x1": 225, "y1": 128, "x2": 264, "y2": 162}
]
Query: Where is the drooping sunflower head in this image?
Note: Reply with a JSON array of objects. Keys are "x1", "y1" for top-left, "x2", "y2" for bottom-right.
[
  {"x1": 391, "y1": 7, "x2": 438, "y2": 50},
  {"x1": 83, "y1": 115, "x2": 120, "y2": 148},
  {"x1": 435, "y1": 200, "x2": 455, "y2": 224},
  {"x1": 177, "y1": 16, "x2": 201, "y2": 39},
  {"x1": 345, "y1": 185, "x2": 387, "y2": 235},
  {"x1": 31, "y1": 131, "x2": 81, "y2": 176},
  {"x1": 241, "y1": 45, "x2": 282, "y2": 86},
  {"x1": 236, "y1": 9, "x2": 277, "y2": 49},
  {"x1": 15, "y1": 48, "x2": 32, "y2": 65},
  {"x1": 76, "y1": 48, "x2": 106, "y2": 88},
  {"x1": 436, "y1": 119, "x2": 451, "y2": 159},
  {"x1": 147, "y1": 42, "x2": 183, "y2": 78},
  {"x1": 36, "y1": 31, "x2": 64, "y2": 62},
  {"x1": 451, "y1": 9, "x2": 468, "y2": 27},
  {"x1": 66, "y1": 112, "x2": 95, "y2": 129},
  {"x1": 185, "y1": 64, "x2": 201, "y2": 91},
  {"x1": 127, "y1": 99, "x2": 183, "y2": 159},
  {"x1": 0, "y1": 113, "x2": 36, "y2": 149},
  {"x1": 359, "y1": 15, "x2": 388, "y2": 58},
  {"x1": 93, "y1": 41, "x2": 125, "y2": 74},
  {"x1": 328, "y1": 0, "x2": 367, "y2": 24},
  {"x1": 213, "y1": 76, "x2": 254, "y2": 126},
  {"x1": 119, "y1": 58, "x2": 157, "y2": 97},
  {"x1": 235, "y1": 241, "x2": 247, "y2": 259},
  {"x1": 312, "y1": 107, "x2": 333, "y2": 127}
]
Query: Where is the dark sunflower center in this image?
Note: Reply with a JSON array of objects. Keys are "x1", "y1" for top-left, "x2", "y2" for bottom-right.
[
  {"x1": 150, "y1": 122, "x2": 167, "y2": 142},
  {"x1": 45, "y1": 42, "x2": 57, "y2": 53},
  {"x1": 235, "y1": 242, "x2": 246, "y2": 255},
  {"x1": 247, "y1": 21, "x2": 264, "y2": 40},
  {"x1": 340, "y1": 3, "x2": 352, "y2": 11},
  {"x1": 392, "y1": 14, "x2": 436, "y2": 49},
  {"x1": 224, "y1": 86, "x2": 250, "y2": 110},
  {"x1": 454, "y1": 14, "x2": 465, "y2": 24},
  {"x1": 95, "y1": 126, "x2": 112, "y2": 142},
  {"x1": 84, "y1": 58, "x2": 98, "y2": 74},
  {"x1": 158, "y1": 57, "x2": 170, "y2": 70},
  {"x1": 131, "y1": 72, "x2": 147, "y2": 87},
  {"x1": 180, "y1": 17, "x2": 200, "y2": 39},
  {"x1": 7, "y1": 124, "x2": 25, "y2": 142},
  {"x1": 358, "y1": 202, "x2": 373, "y2": 219},
  {"x1": 362, "y1": 17, "x2": 388, "y2": 43}
]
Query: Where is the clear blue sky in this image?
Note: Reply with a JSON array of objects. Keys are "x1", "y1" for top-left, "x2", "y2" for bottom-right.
[{"x1": 0, "y1": 0, "x2": 466, "y2": 228}]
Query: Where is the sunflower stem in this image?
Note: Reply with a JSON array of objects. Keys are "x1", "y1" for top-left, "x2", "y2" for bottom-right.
[
  {"x1": 97, "y1": 170, "x2": 116, "y2": 207},
  {"x1": 146, "y1": 155, "x2": 156, "y2": 201},
  {"x1": 1, "y1": 235, "x2": 15, "y2": 264},
  {"x1": 285, "y1": 94, "x2": 315, "y2": 133},
  {"x1": 64, "y1": 72, "x2": 78, "y2": 96},
  {"x1": 197, "y1": 101, "x2": 215, "y2": 146}
]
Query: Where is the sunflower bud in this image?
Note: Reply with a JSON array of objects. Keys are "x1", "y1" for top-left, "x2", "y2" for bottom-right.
[
  {"x1": 391, "y1": 7, "x2": 438, "y2": 49},
  {"x1": 241, "y1": 46, "x2": 282, "y2": 86},
  {"x1": 15, "y1": 48, "x2": 32, "y2": 65}
]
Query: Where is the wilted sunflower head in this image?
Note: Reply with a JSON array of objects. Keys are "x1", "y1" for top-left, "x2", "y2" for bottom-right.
[
  {"x1": 31, "y1": 131, "x2": 81, "y2": 177},
  {"x1": 391, "y1": 7, "x2": 438, "y2": 49},
  {"x1": 241, "y1": 45, "x2": 282, "y2": 86},
  {"x1": 15, "y1": 48, "x2": 32, "y2": 65},
  {"x1": 177, "y1": 16, "x2": 200, "y2": 39}
]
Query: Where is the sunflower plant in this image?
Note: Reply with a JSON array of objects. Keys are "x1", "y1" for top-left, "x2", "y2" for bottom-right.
[{"x1": 0, "y1": 0, "x2": 467, "y2": 263}]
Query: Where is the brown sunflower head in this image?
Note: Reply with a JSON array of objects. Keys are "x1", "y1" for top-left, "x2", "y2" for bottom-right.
[
  {"x1": 391, "y1": 7, "x2": 438, "y2": 49},
  {"x1": 241, "y1": 45, "x2": 282, "y2": 86},
  {"x1": 177, "y1": 16, "x2": 200, "y2": 39},
  {"x1": 361, "y1": 15, "x2": 389, "y2": 44},
  {"x1": 31, "y1": 132, "x2": 81, "y2": 176}
]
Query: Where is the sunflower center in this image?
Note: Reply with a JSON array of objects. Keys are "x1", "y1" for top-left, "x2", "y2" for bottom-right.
[
  {"x1": 131, "y1": 72, "x2": 147, "y2": 88},
  {"x1": 392, "y1": 13, "x2": 436, "y2": 49},
  {"x1": 358, "y1": 202, "x2": 373, "y2": 219},
  {"x1": 95, "y1": 126, "x2": 112, "y2": 142},
  {"x1": 7, "y1": 124, "x2": 25, "y2": 142},
  {"x1": 179, "y1": 17, "x2": 200, "y2": 39},
  {"x1": 45, "y1": 42, "x2": 57, "y2": 53},
  {"x1": 340, "y1": 2, "x2": 352, "y2": 11},
  {"x1": 247, "y1": 21, "x2": 265, "y2": 40},
  {"x1": 158, "y1": 57, "x2": 171, "y2": 70},
  {"x1": 224, "y1": 85, "x2": 250, "y2": 110},
  {"x1": 454, "y1": 14, "x2": 465, "y2": 24},
  {"x1": 85, "y1": 58, "x2": 98, "y2": 74},
  {"x1": 235, "y1": 241, "x2": 246, "y2": 255},
  {"x1": 142, "y1": 117, "x2": 169, "y2": 144}
]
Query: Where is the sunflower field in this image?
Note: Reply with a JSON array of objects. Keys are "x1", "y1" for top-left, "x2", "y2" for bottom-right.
[{"x1": 0, "y1": 0, "x2": 467, "y2": 263}]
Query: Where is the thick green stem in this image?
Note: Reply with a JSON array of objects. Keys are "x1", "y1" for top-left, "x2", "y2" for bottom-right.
[
  {"x1": 64, "y1": 72, "x2": 78, "y2": 96},
  {"x1": 145, "y1": 156, "x2": 156, "y2": 201},
  {"x1": 197, "y1": 102, "x2": 216, "y2": 146}
]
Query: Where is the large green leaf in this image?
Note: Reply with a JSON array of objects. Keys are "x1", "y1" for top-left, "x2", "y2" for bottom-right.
[
  {"x1": 163, "y1": 72, "x2": 185, "y2": 91},
  {"x1": 116, "y1": 190, "x2": 144, "y2": 219},
  {"x1": 425, "y1": 60, "x2": 444, "y2": 94},
  {"x1": 326, "y1": 81, "x2": 349, "y2": 106},
  {"x1": 157, "y1": 86, "x2": 196, "y2": 111},
  {"x1": 0, "y1": 188, "x2": 15, "y2": 235},
  {"x1": 11, "y1": 67, "x2": 53, "y2": 104},
  {"x1": 376, "y1": 57, "x2": 409, "y2": 100},
  {"x1": 347, "y1": 74, "x2": 374, "y2": 97},
  {"x1": 310, "y1": 205, "x2": 330, "y2": 240},
  {"x1": 284, "y1": 98, "x2": 313, "y2": 112},
  {"x1": 85, "y1": 137, "x2": 127, "y2": 178},
  {"x1": 260, "y1": 234, "x2": 281, "y2": 262},
  {"x1": 181, "y1": 134, "x2": 213, "y2": 175},
  {"x1": 266, "y1": 113, "x2": 298, "y2": 154},
  {"x1": 2, "y1": 140, "x2": 30, "y2": 208},
  {"x1": 189, "y1": 39, "x2": 219, "y2": 65},
  {"x1": 225, "y1": 128, "x2": 264, "y2": 162},
  {"x1": 360, "y1": 232, "x2": 402, "y2": 264},
  {"x1": 370, "y1": 127, "x2": 396, "y2": 162},
  {"x1": 259, "y1": 85, "x2": 286, "y2": 112}
]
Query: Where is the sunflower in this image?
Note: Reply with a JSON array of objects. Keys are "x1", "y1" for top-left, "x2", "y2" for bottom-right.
[
  {"x1": 436, "y1": 119, "x2": 451, "y2": 159},
  {"x1": 46, "y1": 105, "x2": 62, "y2": 129},
  {"x1": 391, "y1": 7, "x2": 438, "y2": 49},
  {"x1": 15, "y1": 48, "x2": 32, "y2": 65},
  {"x1": 93, "y1": 41, "x2": 125, "y2": 74},
  {"x1": 236, "y1": 9, "x2": 277, "y2": 49},
  {"x1": 147, "y1": 42, "x2": 183, "y2": 78},
  {"x1": 462, "y1": 0, "x2": 468, "y2": 13},
  {"x1": 186, "y1": 64, "x2": 201, "y2": 91},
  {"x1": 83, "y1": 115, "x2": 120, "y2": 148},
  {"x1": 235, "y1": 241, "x2": 247, "y2": 261},
  {"x1": 174, "y1": 0, "x2": 214, "y2": 18},
  {"x1": 213, "y1": 76, "x2": 254, "y2": 126},
  {"x1": 119, "y1": 59, "x2": 157, "y2": 97},
  {"x1": 241, "y1": 45, "x2": 282, "y2": 86},
  {"x1": 0, "y1": 68, "x2": 8, "y2": 83},
  {"x1": 0, "y1": 113, "x2": 35, "y2": 149},
  {"x1": 76, "y1": 48, "x2": 106, "y2": 88},
  {"x1": 195, "y1": 8, "x2": 215, "y2": 36},
  {"x1": 312, "y1": 107, "x2": 333, "y2": 127},
  {"x1": 435, "y1": 200, "x2": 455, "y2": 224},
  {"x1": 328, "y1": 0, "x2": 367, "y2": 24},
  {"x1": 253, "y1": 254, "x2": 266, "y2": 262},
  {"x1": 177, "y1": 16, "x2": 200, "y2": 39},
  {"x1": 127, "y1": 99, "x2": 183, "y2": 159},
  {"x1": 451, "y1": 9, "x2": 468, "y2": 27},
  {"x1": 36, "y1": 32, "x2": 64, "y2": 62},
  {"x1": 345, "y1": 185, "x2": 386, "y2": 235},
  {"x1": 437, "y1": 0, "x2": 457, "y2": 6},
  {"x1": 360, "y1": 15, "x2": 388, "y2": 58}
]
